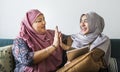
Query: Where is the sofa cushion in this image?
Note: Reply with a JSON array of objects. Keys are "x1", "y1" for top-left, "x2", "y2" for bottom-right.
[
  {"x1": 110, "y1": 39, "x2": 120, "y2": 59},
  {"x1": 116, "y1": 58, "x2": 120, "y2": 72},
  {"x1": 0, "y1": 45, "x2": 14, "y2": 72}
]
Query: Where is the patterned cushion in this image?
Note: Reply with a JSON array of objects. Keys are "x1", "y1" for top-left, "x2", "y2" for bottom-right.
[
  {"x1": 109, "y1": 57, "x2": 118, "y2": 72},
  {"x1": 0, "y1": 45, "x2": 14, "y2": 72}
]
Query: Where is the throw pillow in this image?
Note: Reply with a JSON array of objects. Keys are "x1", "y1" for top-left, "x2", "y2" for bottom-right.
[
  {"x1": 66, "y1": 46, "x2": 89, "y2": 61},
  {"x1": 109, "y1": 57, "x2": 118, "y2": 72},
  {"x1": 57, "y1": 48, "x2": 105, "y2": 72},
  {"x1": 0, "y1": 45, "x2": 14, "y2": 72}
]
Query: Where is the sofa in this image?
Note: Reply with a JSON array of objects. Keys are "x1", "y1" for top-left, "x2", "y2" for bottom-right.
[{"x1": 0, "y1": 38, "x2": 120, "y2": 72}]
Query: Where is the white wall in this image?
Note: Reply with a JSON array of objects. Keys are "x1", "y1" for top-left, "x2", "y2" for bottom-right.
[{"x1": 0, "y1": 0, "x2": 120, "y2": 39}]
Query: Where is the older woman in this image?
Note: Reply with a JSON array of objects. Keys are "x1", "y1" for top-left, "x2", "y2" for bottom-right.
[
  {"x1": 59, "y1": 12, "x2": 111, "y2": 72},
  {"x1": 12, "y1": 9, "x2": 69, "y2": 72}
]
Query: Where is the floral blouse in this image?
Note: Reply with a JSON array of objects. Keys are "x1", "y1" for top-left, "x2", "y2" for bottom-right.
[{"x1": 12, "y1": 38, "x2": 34, "y2": 72}]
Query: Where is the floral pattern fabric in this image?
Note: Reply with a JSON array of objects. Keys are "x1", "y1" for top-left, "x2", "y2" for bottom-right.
[{"x1": 12, "y1": 38, "x2": 34, "y2": 72}]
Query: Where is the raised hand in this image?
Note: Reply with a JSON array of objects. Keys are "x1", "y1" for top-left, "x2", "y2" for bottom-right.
[{"x1": 53, "y1": 26, "x2": 60, "y2": 48}]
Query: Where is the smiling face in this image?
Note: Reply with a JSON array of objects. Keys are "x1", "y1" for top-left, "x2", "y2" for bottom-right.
[
  {"x1": 32, "y1": 14, "x2": 46, "y2": 34},
  {"x1": 80, "y1": 15, "x2": 89, "y2": 35}
]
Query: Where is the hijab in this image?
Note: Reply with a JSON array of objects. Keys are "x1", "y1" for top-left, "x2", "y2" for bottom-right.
[
  {"x1": 18, "y1": 9, "x2": 63, "y2": 72},
  {"x1": 71, "y1": 12, "x2": 111, "y2": 65}
]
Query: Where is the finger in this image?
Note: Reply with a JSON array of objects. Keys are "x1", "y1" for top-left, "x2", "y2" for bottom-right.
[
  {"x1": 59, "y1": 32, "x2": 62, "y2": 43},
  {"x1": 54, "y1": 27, "x2": 57, "y2": 36},
  {"x1": 55, "y1": 26, "x2": 58, "y2": 33},
  {"x1": 59, "y1": 32, "x2": 62, "y2": 38},
  {"x1": 60, "y1": 37, "x2": 62, "y2": 44},
  {"x1": 55, "y1": 26, "x2": 60, "y2": 37}
]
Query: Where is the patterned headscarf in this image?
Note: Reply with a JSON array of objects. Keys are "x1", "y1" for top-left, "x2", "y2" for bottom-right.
[
  {"x1": 71, "y1": 12, "x2": 111, "y2": 65},
  {"x1": 18, "y1": 9, "x2": 63, "y2": 72}
]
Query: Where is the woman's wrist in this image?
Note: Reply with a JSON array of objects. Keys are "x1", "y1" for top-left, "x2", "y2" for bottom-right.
[
  {"x1": 61, "y1": 43, "x2": 70, "y2": 50},
  {"x1": 44, "y1": 45, "x2": 57, "y2": 55}
]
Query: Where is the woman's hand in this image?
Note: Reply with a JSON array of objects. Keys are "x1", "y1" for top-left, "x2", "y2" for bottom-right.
[
  {"x1": 64, "y1": 61, "x2": 71, "y2": 66},
  {"x1": 59, "y1": 33, "x2": 63, "y2": 48},
  {"x1": 53, "y1": 26, "x2": 60, "y2": 48},
  {"x1": 59, "y1": 33, "x2": 70, "y2": 50}
]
